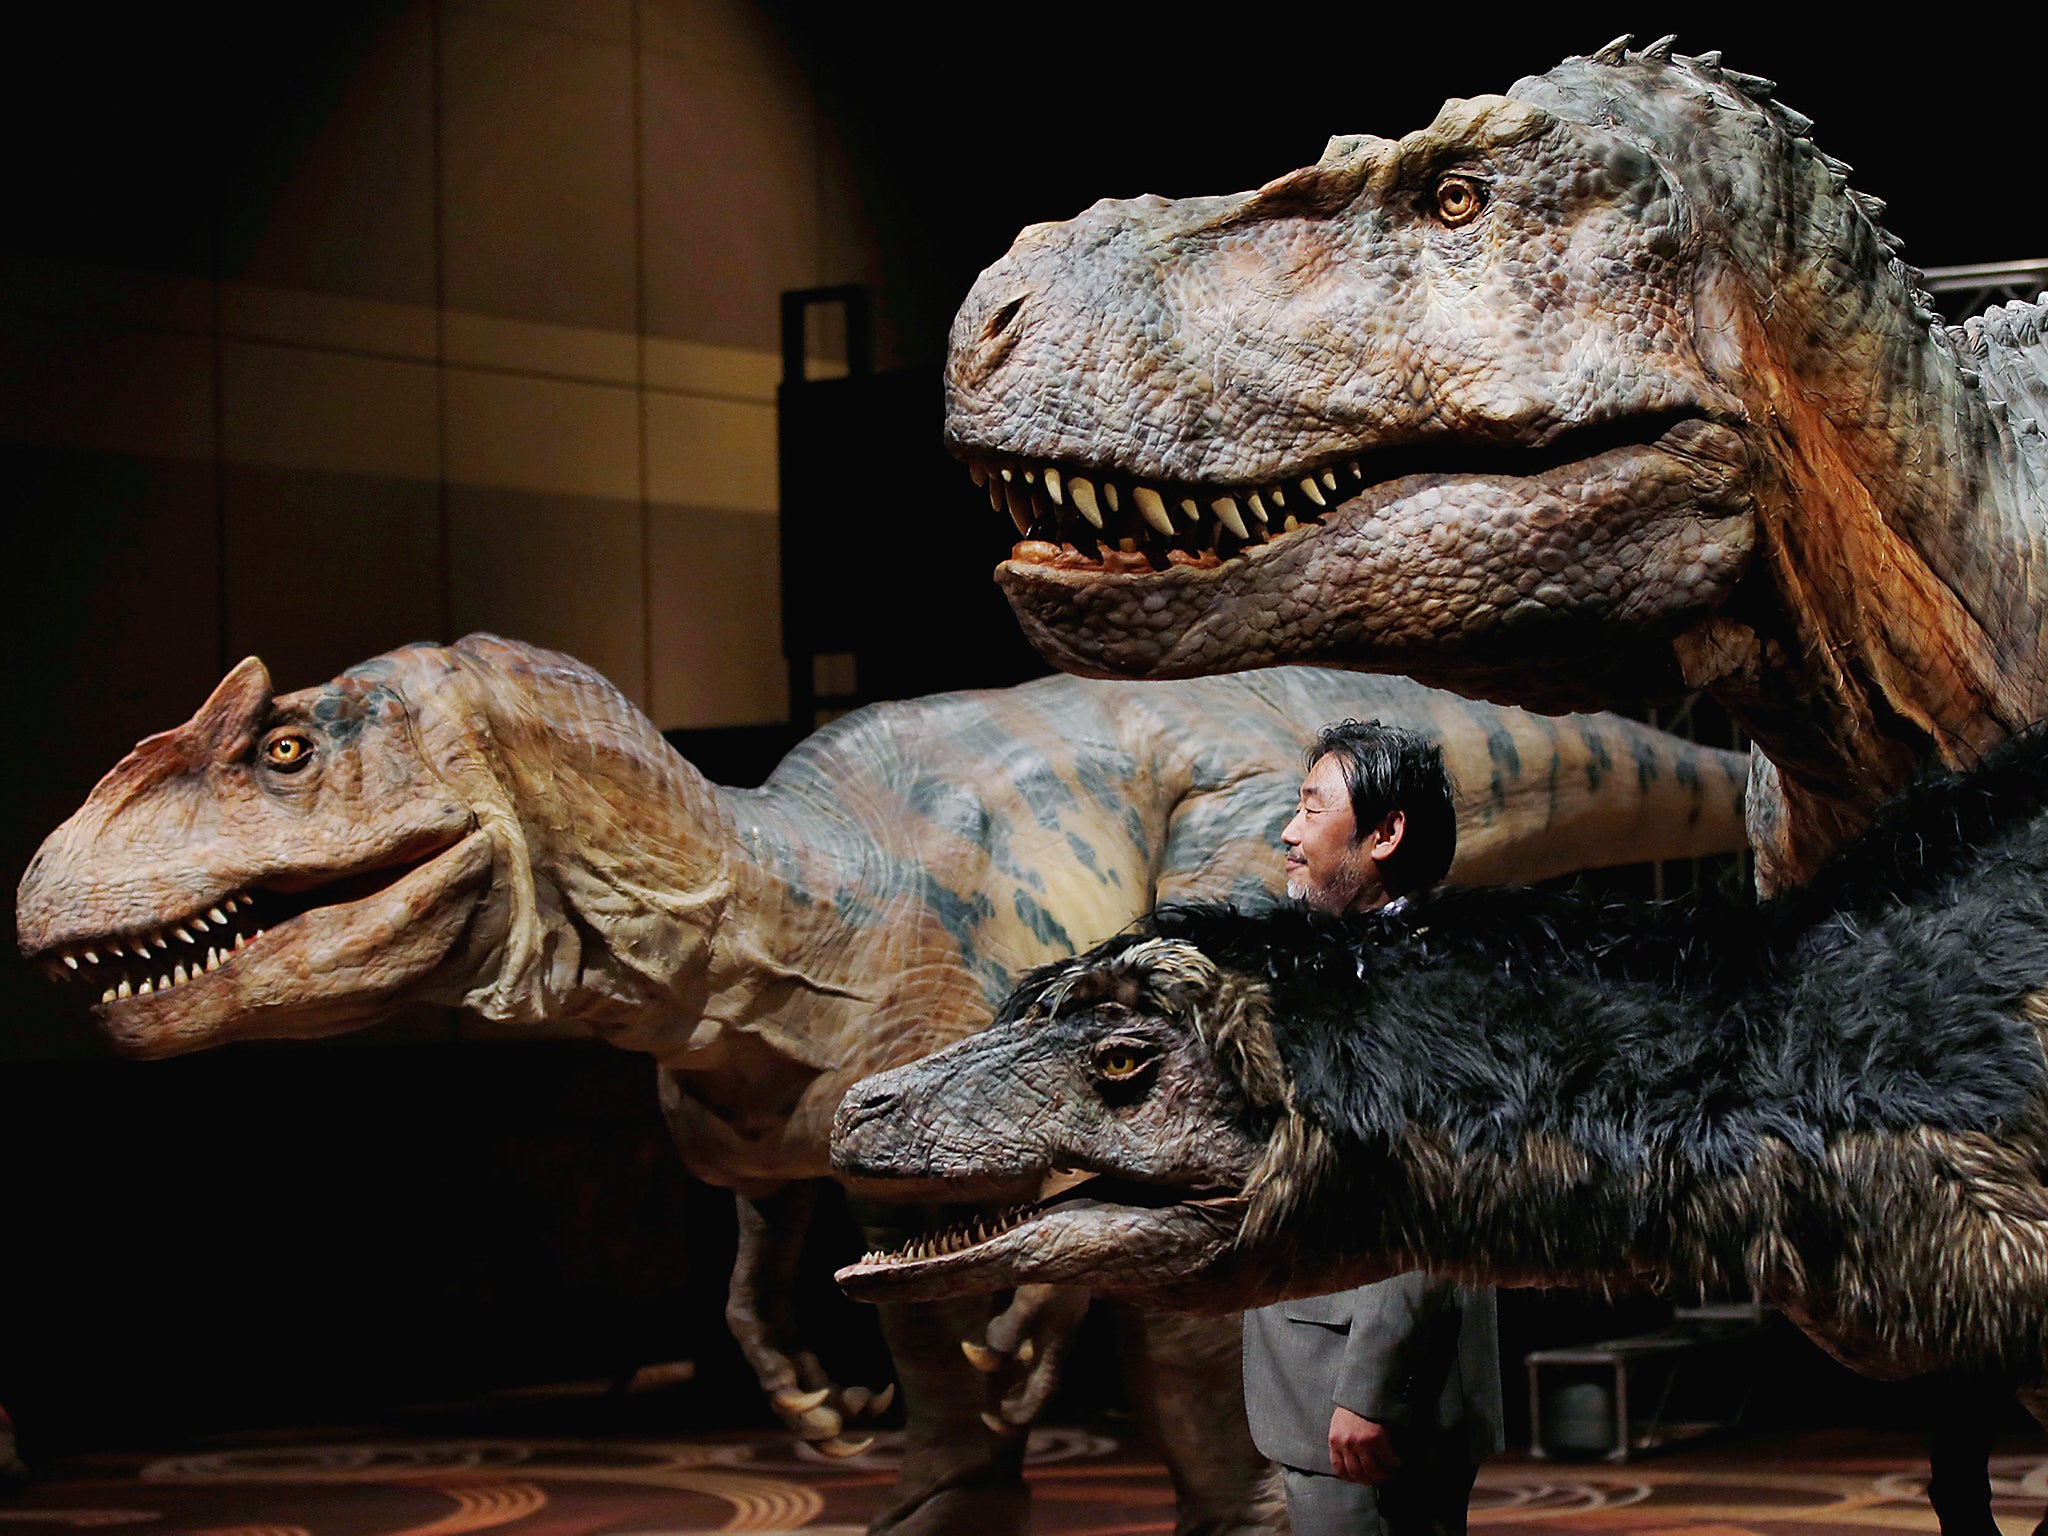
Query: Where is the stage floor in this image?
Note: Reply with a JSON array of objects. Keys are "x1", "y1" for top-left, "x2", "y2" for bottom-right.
[{"x1": 10, "y1": 1423, "x2": 2047, "y2": 1536}]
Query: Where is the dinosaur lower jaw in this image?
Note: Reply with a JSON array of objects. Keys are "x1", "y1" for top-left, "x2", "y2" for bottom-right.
[
  {"x1": 983, "y1": 416, "x2": 1749, "y2": 694},
  {"x1": 835, "y1": 1177, "x2": 1248, "y2": 1307},
  {"x1": 74, "y1": 829, "x2": 494, "y2": 1057}
]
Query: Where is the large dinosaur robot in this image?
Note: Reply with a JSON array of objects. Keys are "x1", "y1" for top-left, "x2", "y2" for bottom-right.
[
  {"x1": 14, "y1": 632, "x2": 1744, "y2": 1536},
  {"x1": 940, "y1": 36, "x2": 2048, "y2": 893},
  {"x1": 831, "y1": 728, "x2": 2048, "y2": 1517}
]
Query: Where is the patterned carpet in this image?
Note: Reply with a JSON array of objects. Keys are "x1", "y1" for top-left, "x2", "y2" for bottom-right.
[{"x1": 10, "y1": 1425, "x2": 2046, "y2": 1536}]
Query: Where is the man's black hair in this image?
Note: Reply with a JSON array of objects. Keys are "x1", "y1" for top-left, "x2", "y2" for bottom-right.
[{"x1": 1306, "y1": 719, "x2": 1458, "y2": 896}]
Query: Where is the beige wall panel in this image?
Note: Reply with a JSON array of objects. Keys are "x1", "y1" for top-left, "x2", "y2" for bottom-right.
[
  {"x1": 0, "y1": 321, "x2": 215, "y2": 460},
  {"x1": 222, "y1": 283, "x2": 438, "y2": 361},
  {"x1": 641, "y1": 0, "x2": 799, "y2": 73},
  {"x1": 222, "y1": 342, "x2": 440, "y2": 482},
  {"x1": 641, "y1": 51, "x2": 817, "y2": 350},
  {"x1": 445, "y1": 369, "x2": 638, "y2": 500},
  {"x1": 221, "y1": 464, "x2": 442, "y2": 693},
  {"x1": 644, "y1": 390, "x2": 775, "y2": 512},
  {"x1": 442, "y1": 11, "x2": 636, "y2": 330},
  {"x1": 443, "y1": 309, "x2": 637, "y2": 383},
  {"x1": 226, "y1": 7, "x2": 437, "y2": 306},
  {"x1": 448, "y1": 484, "x2": 646, "y2": 702},
  {"x1": 649, "y1": 502, "x2": 786, "y2": 728},
  {"x1": 448, "y1": 0, "x2": 630, "y2": 44}
]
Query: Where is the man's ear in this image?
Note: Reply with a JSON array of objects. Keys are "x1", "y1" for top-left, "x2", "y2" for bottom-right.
[{"x1": 1365, "y1": 809, "x2": 1406, "y2": 863}]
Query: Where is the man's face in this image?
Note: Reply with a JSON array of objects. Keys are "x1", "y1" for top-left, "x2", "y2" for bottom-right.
[{"x1": 1282, "y1": 753, "x2": 1388, "y2": 914}]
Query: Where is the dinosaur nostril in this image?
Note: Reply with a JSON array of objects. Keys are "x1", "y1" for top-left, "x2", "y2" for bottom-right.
[{"x1": 983, "y1": 296, "x2": 1026, "y2": 344}]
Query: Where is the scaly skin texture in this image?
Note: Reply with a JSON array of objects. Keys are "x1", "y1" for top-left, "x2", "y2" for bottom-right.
[
  {"x1": 16, "y1": 633, "x2": 1744, "y2": 1536},
  {"x1": 944, "y1": 38, "x2": 2048, "y2": 891}
]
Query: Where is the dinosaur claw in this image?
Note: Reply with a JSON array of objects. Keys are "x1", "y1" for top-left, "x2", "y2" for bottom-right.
[
  {"x1": 775, "y1": 1386, "x2": 833, "y2": 1414},
  {"x1": 981, "y1": 1411, "x2": 1022, "y2": 1437},
  {"x1": 841, "y1": 1385, "x2": 871, "y2": 1415},
  {"x1": 815, "y1": 1435, "x2": 875, "y2": 1459},
  {"x1": 870, "y1": 1383, "x2": 895, "y2": 1413},
  {"x1": 1014, "y1": 1338, "x2": 1035, "y2": 1366},
  {"x1": 961, "y1": 1340, "x2": 1006, "y2": 1373}
]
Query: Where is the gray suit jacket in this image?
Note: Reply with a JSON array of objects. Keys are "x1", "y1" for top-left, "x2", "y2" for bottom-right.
[{"x1": 1242, "y1": 1273, "x2": 1505, "y2": 1476}]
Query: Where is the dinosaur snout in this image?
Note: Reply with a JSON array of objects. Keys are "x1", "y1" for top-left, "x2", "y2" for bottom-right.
[{"x1": 831, "y1": 1074, "x2": 905, "y2": 1150}]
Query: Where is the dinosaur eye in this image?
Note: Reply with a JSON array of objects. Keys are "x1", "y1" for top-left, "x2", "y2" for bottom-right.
[
  {"x1": 1433, "y1": 175, "x2": 1487, "y2": 227},
  {"x1": 262, "y1": 730, "x2": 314, "y2": 772},
  {"x1": 1093, "y1": 1038, "x2": 1154, "y2": 1083}
]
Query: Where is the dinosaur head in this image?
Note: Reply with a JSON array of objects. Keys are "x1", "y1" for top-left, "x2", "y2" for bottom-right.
[
  {"x1": 16, "y1": 651, "x2": 494, "y2": 1055},
  {"x1": 946, "y1": 41, "x2": 1915, "y2": 708},
  {"x1": 17, "y1": 635, "x2": 733, "y2": 1057},
  {"x1": 833, "y1": 930, "x2": 1309, "y2": 1310}
]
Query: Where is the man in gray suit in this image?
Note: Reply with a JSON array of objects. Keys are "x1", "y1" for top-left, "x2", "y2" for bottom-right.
[{"x1": 1244, "y1": 719, "x2": 1505, "y2": 1536}]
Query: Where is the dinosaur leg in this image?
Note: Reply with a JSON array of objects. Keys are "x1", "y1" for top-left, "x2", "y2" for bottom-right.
[
  {"x1": 1924, "y1": 1376, "x2": 2001, "y2": 1536},
  {"x1": 2012, "y1": 1384, "x2": 2048, "y2": 1536},
  {"x1": 868, "y1": 1290, "x2": 1030, "y2": 1536},
  {"x1": 727, "y1": 1184, "x2": 892, "y2": 1456},
  {"x1": 1110, "y1": 1300, "x2": 1286, "y2": 1536}
]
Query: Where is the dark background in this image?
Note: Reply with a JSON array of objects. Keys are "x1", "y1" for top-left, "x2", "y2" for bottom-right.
[{"x1": 2, "y1": 1, "x2": 2043, "y2": 1458}]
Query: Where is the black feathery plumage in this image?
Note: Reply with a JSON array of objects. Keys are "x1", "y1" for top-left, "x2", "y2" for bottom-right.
[{"x1": 1140, "y1": 725, "x2": 2048, "y2": 1179}]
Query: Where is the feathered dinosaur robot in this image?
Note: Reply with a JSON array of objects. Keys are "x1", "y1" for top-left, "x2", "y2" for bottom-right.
[
  {"x1": 836, "y1": 728, "x2": 2048, "y2": 1530},
  {"x1": 14, "y1": 633, "x2": 1743, "y2": 1536}
]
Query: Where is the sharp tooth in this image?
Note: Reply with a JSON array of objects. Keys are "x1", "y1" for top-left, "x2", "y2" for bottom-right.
[
  {"x1": 1022, "y1": 468, "x2": 1036, "y2": 484},
  {"x1": 1068, "y1": 476, "x2": 1104, "y2": 529},
  {"x1": 1133, "y1": 486, "x2": 1174, "y2": 536},
  {"x1": 235, "y1": 932, "x2": 248, "y2": 950},
  {"x1": 1347, "y1": 460, "x2": 1361, "y2": 478},
  {"x1": 1284, "y1": 515, "x2": 1301, "y2": 532},
  {"x1": 1000, "y1": 467, "x2": 1013, "y2": 482},
  {"x1": 1246, "y1": 493, "x2": 1270, "y2": 524},
  {"x1": 191, "y1": 915, "x2": 210, "y2": 933},
  {"x1": 83, "y1": 950, "x2": 99, "y2": 966},
  {"x1": 208, "y1": 908, "x2": 227, "y2": 925},
  {"x1": 1004, "y1": 482, "x2": 1033, "y2": 537},
  {"x1": 152, "y1": 934, "x2": 167, "y2": 951},
  {"x1": 969, "y1": 463, "x2": 989, "y2": 487},
  {"x1": 1300, "y1": 477, "x2": 1327, "y2": 507},
  {"x1": 1269, "y1": 485, "x2": 1286, "y2": 508},
  {"x1": 107, "y1": 941, "x2": 126, "y2": 957},
  {"x1": 64, "y1": 955, "x2": 79, "y2": 971},
  {"x1": 253, "y1": 928, "x2": 265, "y2": 940},
  {"x1": 1117, "y1": 537, "x2": 1137, "y2": 553},
  {"x1": 137, "y1": 978, "x2": 152, "y2": 996},
  {"x1": 158, "y1": 973, "x2": 172, "y2": 991},
  {"x1": 1178, "y1": 498, "x2": 1200, "y2": 523},
  {"x1": 1321, "y1": 469, "x2": 1337, "y2": 490},
  {"x1": 207, "y1": 949, "x2": 222, "y2": 971},
  {"x1": 1103, "y1": 482, "x2": 1121, "y2": 513},
  {"x1": 174, "y1": 927, "x2": 193, "y2": 944},
  {"x1": 173, "y1": 963, "x2": 188, "y2": 985},
  {"x1": 1210, "y1": 497, "x2": 1249, "y2": 540},
  {"x1": 101, "y1": 987, "x2": 116, "y2": 1004},
  {"x1": 1043, "y1": 467, "x2": 1063, "y2": 506},
  {"x1": 117, "y1": 979, "x2": 133, "y2": 999},
  {"x1": 987, "y1": 480, "x2": 1005, "y2": 512}
]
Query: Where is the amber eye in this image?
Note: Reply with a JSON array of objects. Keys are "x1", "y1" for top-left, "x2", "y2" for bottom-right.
[
  {"x1": 1434, "y1": 175, "x2": 1486, "y2": 226},
  {"x1": 1096, "y1": 1045, "x2": 1148, "y2": 1081},
  {"x1": 262, "y1": 731, "x2": 314, "y2": 771}
]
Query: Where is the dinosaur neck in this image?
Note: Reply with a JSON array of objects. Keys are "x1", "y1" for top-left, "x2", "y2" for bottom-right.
[
  {"x1": 427, "y1": 640, "x2": 876, "y2": 1064},
  {"x1": 1684, "y1": 270, "x2": 2048, "y2": 886}
]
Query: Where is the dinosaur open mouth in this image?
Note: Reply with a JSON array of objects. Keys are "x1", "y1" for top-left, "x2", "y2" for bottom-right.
[
  {"x1": 835, "y1": 1169, "x2": 1246, "y2": 1302},
  {"x1": 38, "y1": 830, "x2": 488, "y2": 1026},
  {"x1": 971, "y1": 410, "x2": 1713, "y2": 573}
]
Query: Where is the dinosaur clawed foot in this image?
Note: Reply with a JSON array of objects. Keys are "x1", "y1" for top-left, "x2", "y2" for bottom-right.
[
  {"x1": 960, "y1": 1284, "x2": 1092, "y2": 1436},
  {"x1": 769, "y1": 1352, "x2": 896, "y2": 1456}
]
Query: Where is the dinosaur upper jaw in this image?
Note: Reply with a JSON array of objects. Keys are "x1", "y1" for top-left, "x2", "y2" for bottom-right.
[
  {"x1": 835, "y1": 1172, "x2": 1251, "y2": 1309},
  {"x1": 33, "y1": 829, "x2": 493, "y2": 1057},
  {"x1": 974, "y1": 413, "x2": 1752, "y2": 707}
]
